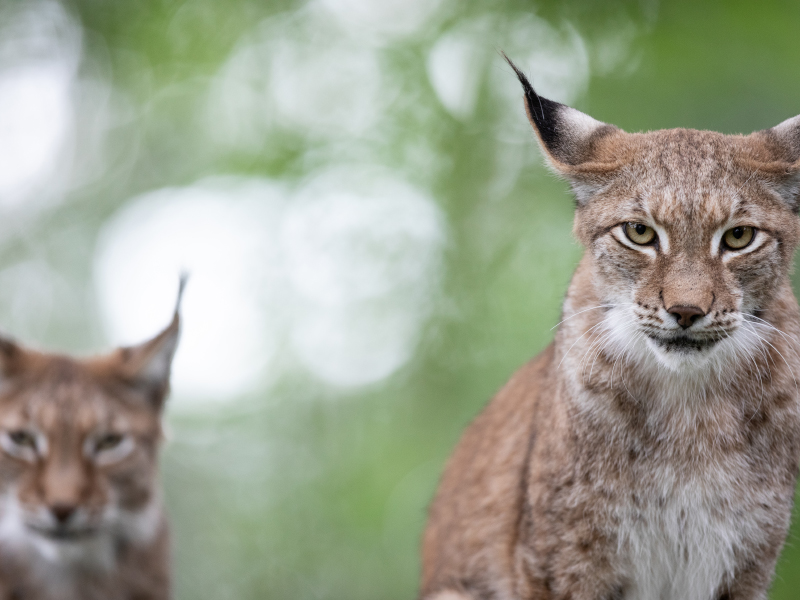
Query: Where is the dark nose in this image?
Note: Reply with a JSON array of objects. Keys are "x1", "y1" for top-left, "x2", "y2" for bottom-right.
[
  {"x1": 667, "y1": 305, "x2": 706, "y2": 329},
  {"x1": 50, "y1": 503, "x2": 76, "y2": 525}
]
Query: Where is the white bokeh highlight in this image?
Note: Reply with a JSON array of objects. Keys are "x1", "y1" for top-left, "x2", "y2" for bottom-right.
[
  {"x1": 316, "y1": 0, "x2": 446, "y2": 43},
  {"x1": 206, "y1": 9, "x2": 391, "y2": 150},
  {"x1": 0, "y1": 0, "x2": 81, "y2": 211},
  {"x1": 0, "y1": 260, "x2": 67, "y2": 342},
  {"x1": 270, "y1": 34, "x2": 383, "y2": 138},
  {"x1": 0, "y1": 65, "x2": 72, "y2": 203},
  {"x1": 510, "y1": 21, "x2": 590, "y2": 106},
  {"x1": 283, "y1": 168, "x2": 445, "y2": 387},
  {"x1": 426, "y1": 19, "x2": 491, "y2": 120},
  {"x1": 94, "y1": 169, "x2": 445, "y2": 404}
]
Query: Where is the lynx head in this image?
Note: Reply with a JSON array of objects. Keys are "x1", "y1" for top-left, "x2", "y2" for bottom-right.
[
  {"x1": 0, "y1": 286, "x2": 182, "y2": 566},
  {"x1": 507, "y1": 56, "x2": 800, "y2": 375}
]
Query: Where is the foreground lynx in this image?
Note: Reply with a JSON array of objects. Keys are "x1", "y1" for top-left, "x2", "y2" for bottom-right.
[
  {"x1": 421, "y1": 58, "x2": 800, "y2": 600},
  {"x1": 0, "y1": 288, "x2": 183, "y2": 600}
]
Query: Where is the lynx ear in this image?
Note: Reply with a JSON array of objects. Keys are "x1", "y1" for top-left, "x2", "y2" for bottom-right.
[
  {"x1": 751, "y1": 115, "x2": 800, "y2": 212},
  {"x1": 771, "y1": 114, "x2": 800, "y2": 159},
  {"x1": 504, "y1": 54, "x2": 622, "y2": 203},
  {"x1": 0, "y1": 334, "x2": 23, "y2": 378},
  {"x1": 114, "y1": 275, "x2": 186, "y2": 408}
]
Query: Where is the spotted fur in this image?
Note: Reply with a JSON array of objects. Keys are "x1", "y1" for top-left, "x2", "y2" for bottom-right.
[{"x1": 420, "y1": 58, "x2": 800, "y2": 600}]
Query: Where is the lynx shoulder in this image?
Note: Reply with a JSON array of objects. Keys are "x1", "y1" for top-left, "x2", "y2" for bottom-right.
[
  {"x1": 420, "y1": 57, "x2": 800, "y2": 600},
  {"x1": 0, "y1": 285, "x2": 184, "y2": 600}
]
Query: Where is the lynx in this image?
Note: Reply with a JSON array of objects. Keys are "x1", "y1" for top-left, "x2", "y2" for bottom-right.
[
  {"x1": 0, "y1": 285, "x2": 183, "y2": 600},
  {"x1": 420, "y1": 57, "x2": 800, "y2": 600}
]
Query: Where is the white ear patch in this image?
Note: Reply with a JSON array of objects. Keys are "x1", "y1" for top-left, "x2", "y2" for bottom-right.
[
  {"x1": 771, "y1": 113, "x2": 800, "y2": 143},
  {"x1": 139, "y1": 334, "x2": 179, "y2": 386},
  {"x1": 560, "y1": 105, "x2": 606, "y2": 139},
  {"x1": 767, "y1": 114, "x2": 800, "y2": 208}
]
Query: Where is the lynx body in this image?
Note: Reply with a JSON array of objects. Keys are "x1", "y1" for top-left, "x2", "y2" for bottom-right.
[
  {"x1": 0, "y1": 296, "x2": 182, "y2": 600},
  {"x1": 421, "y1": 60, "x2": 800, "y2": 600}
]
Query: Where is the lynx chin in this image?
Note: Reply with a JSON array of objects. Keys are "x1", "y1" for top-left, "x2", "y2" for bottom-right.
[
  {"x1": 420, "y1": 56, "x2": 800, "y2": 600},
  {"x1": 0, "y1": 279, "x2": 185, "y2": 600}
]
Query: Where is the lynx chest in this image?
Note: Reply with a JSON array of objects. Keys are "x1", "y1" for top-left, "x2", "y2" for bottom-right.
[{"x1": 613, "y1": 446, "x2": 784, "y2": 600}]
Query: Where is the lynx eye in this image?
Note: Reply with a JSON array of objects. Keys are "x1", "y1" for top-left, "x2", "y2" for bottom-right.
[
  {"x1": 0, "y1": 429, "x2": 41, "y2": 462},
  {"x1": 9, "y1": 430, "x2": 37, "y2": 448},
  {"x1": 723, "y1": 226, "x2": 755, "y2": 250},
  {"x1": 624, "y1": 222, "x2": 656, "y2": 245},
  {"x1": 89, "y1": 432, "x2": 134, "y2": 466},
  {"x1": 95, "y1": 433, "x2": 124, "y2": 452}
]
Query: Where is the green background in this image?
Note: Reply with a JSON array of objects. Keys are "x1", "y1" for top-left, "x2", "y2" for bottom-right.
[{"x1": 1, "y1": 0, "x2": 800, "y2": 597}]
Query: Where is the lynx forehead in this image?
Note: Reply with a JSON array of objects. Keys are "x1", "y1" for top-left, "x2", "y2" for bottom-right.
[{"x1": 420, "y1": 57, "x2": 800, "y2": 600}]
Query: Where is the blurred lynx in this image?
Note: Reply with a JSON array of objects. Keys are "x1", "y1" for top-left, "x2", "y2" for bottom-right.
[
  {"x1": 0, "y1": 284, "x2": 183, "y2": 600},
  {"x1": 421, "y1": 57, "x2": 800, "y2": 600}
]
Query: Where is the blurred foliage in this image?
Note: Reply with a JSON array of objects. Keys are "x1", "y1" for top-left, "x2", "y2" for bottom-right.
[{"x1": 0, "y1": 0, "x2": 799, "y2": 597}]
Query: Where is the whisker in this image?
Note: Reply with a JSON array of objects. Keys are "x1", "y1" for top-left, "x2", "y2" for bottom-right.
[
  {"x1": 558, "y1": 320, "x2": 607, "y2": 370},
  {"x1": 579, "y1": 330, "x2": 608, "y2": 382},
  {"x1": 620, "y1": 329, "x2": 649, "y2": 402},
  {"x1": 610, "y1": 334, "x2": 636, "y2": 390},
  {"x1": 744, "y1": 314, "x2": 800, "y2": 360},
  {"x1": 585, "y1": 319, "x2": 640, "y2": 387},
  {"x1": 743, "y1": 320, "x2": 799, "y2": 396},
  {"x1": 550, "y1": 304, "x2": 622, "y2": 331},
  {"x1": 734, "y1": 168, "x2": 759, "y2": 197},
  {"x1": 739, "y1": 322, "x2": 770, "y2": 425},
  {"x1": 585, "y1": 333, "x2": 611, "y2": 383},
  {"x1": 588, "y1": 320, "x2": 639, "y2": 384}
]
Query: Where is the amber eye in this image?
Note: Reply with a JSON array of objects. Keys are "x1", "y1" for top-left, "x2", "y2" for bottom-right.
[
  {"x1": 9, "y1": 430, "x2": 37, "y2": 449},
  {"x1": 95, "y1": 433, "x2": 124, "y2": 452},
  {"x1": 723, "y1": 226, "x2": 755, "y2": 250},
  {"x1": 624, "y1": 222, "x2": 656, "y2": 245}
]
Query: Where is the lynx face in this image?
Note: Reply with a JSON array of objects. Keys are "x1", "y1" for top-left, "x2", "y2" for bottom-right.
[
  {"x1": 0, "y1": 312, "x2": 179, "y2": 574},
  {"x1": 507, "y1": 59, "x2": 800, "y2": 376},
  {"x1": 576, "y1": 129, "x2": 800, "y2": 373}
]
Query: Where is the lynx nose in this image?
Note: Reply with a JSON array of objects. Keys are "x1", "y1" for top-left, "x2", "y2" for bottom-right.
[
  {"x1": 667, "y1": 305, "x2": 706, "y2": 329},
  {"x1": 50, "y1": 503, "x2": 76, "y2": 525}
]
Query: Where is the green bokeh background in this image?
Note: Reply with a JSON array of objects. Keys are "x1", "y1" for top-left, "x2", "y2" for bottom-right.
[{"x1": 1, "y1": 0, "x2": 800, "y2": 597}]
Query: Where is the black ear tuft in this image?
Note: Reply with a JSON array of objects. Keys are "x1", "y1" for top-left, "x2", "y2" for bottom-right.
[
  {"x1": 176, "y1": 271, "x2": 189, "y2": 313},
  {"x1": 502, "y1": 52, "x2": 567, "y2": 153},
  {"x1": 502, "y1": 52, "x2": 619, "y2": 179}
]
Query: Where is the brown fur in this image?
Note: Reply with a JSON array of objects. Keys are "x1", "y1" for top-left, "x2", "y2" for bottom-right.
[
  {"x1": 421, "y1": 60, "x2": 800, "y2": 600},
  {"x1": 0, "y1": 304, "x2": 181, "y2": 600}
]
